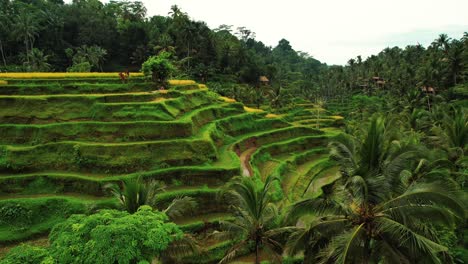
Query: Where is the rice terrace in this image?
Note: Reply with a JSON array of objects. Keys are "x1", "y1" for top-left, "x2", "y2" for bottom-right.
[{"x1": 0, "y1": 1, "x2": 467, "y2": 264}]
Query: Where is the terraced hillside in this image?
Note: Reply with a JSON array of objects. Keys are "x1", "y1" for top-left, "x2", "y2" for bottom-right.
[{"x1": 0, "y1": 74, "x2": 343, "y2": 262}]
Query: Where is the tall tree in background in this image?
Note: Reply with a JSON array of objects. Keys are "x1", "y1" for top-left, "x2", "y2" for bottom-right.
[{"x1": 12, "y1": 12, "x2": 40, "y2": 65}]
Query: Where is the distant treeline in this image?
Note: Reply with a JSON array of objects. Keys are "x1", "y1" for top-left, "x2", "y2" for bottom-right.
[{"x1": 0, "y1": 0, "x2": 467, "y2": 98}]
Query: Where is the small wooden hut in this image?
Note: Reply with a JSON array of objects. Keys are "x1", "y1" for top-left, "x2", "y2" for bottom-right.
[
  {"x1": 259, "y1": 76, "x2": 269, "y2": 86},
  {"x1": 421, "y1": 86, "x2": 436, "y2": 94}
]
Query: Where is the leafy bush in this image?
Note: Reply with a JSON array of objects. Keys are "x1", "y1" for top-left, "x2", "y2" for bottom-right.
[
  {"x1": 67, "y1": 61, "x2": 92, "y2": 72},
  {"x1": 0, "y1": 245, "x2": 51, "y2": 264},
  {"x1": 141, "y1": 52, "x2": 175, "y2": 85},
  {"x1": 48, "y1": 206, "x2": 182, "y2": 264},
  {"x1": 1, "y1": 207, "x2": 183, "y2": 264},
  {"x1": 0, "y1": 203, "x2": 34, "y2": 227},
  {"x1": 0, "y1": 197, "x2": 95, "y2": 242},
  {"x1": 0, "y1": 198, "x2": 85, "y2": 228}
]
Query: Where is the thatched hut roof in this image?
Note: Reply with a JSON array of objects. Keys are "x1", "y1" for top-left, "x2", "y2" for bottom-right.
[
  {"x1": 421, "y1": 86, "x2": 436, "y2": 93},
  {"x1": 259, "y1": 76, "x2": 269, "y2": 82}
]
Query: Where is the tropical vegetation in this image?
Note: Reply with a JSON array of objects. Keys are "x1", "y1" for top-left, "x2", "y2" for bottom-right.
[{"x1": 0, "y1": 0, "x2": 466, "y2": 263}]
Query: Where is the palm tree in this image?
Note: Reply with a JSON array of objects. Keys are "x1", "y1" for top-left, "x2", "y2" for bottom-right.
[
  {"x1": 74, "y1": 45, "x2": 107, "y2": 71},
  {"x1": 432, "y1": 108, "x2": 467, "y2": 186},
  {"x1": 168, "y1": 5, "x2": 187, "y2": 19},
  {"x1": 218, "y1": 175, "x2": 289, "y2": 264},
  {"x1": 0, "y1": 9, "x2": 9, "y2": 67},
  {"x1": 86, "y1": 45, "x2": 107, "y2": 72},
  {"x1": 442, "y1": 108, "x2": 467, "y2": 151},
  {"x1": 105, "y1": 177, "x2": 197, "y2": 219},
  {"x1": 432, "y1": 107, "x2": 467, "y2": 156},
  {"x1": 270, "y1": 85, "x2": 292, "y2": 109},
  {"x1": 249, "y1": 84, "x2": 273, "y2": 109},
  {"x1": 12, "y1": 12, "x2": 39, "y2": 65},
  {"x1": 315, "y1": 98, "x2": 325, "y2": 129},
  {"x1": 286, "y1": 116, "x2": 466, "y2": 263},
  {"x1": 23, "y1": 48, "x2": 51, "y2": 72},
  {"x1": 433, "y1": 34, "x2": 451, "y2": 53},
  {"x1": 447, "y1": 40, "x2": 464, "y2": 85},
  {"x1": 160, "y1": 233, "x2": 201, "y2": 264},
  {"x1": 330, "y1": 116, "x2": 423, "y2": 181}
]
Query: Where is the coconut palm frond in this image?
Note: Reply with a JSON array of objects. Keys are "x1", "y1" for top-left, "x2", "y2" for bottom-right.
[
  {"x1": 373, "y1": 239, "x2": 412, "y2": 264},
  {"x1": 288, "y1": 197, "x2": 340, "y2": 221},
  {"x1": 162, "y1": 233, "x2": 201, "y2": 262},
  {"x1": 164, "y1": 196, "x2": 198, "y2": 219},
  {"x1": 375, "y1": 217, "x2": 447, "y2": 263},
  {"x1": 377, "y1": 183, "x2": 466, "y2": 221},
  {"x1": 218, "y1": 240, "x2": 249, "y2": 264},
  {"x1": 317, "y1": 224, "x2": 365, "y2": 264},
  {"x1": 284, "y1": 227, "x2": 312, "y2": 256}
]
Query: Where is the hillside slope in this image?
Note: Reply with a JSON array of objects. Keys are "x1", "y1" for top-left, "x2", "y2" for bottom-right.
[{"x1": 0, "y1": 74, "x2": 343, "y2": 262}]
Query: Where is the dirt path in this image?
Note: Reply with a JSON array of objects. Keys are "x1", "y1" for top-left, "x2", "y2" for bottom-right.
[{"x1": 239, "y1": 147, "x2": 257, "y2": 177}]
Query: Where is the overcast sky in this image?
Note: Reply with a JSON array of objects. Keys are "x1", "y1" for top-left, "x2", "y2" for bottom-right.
[{"x1": 74, "y1": 0, "x2": 468, "y2": 65}]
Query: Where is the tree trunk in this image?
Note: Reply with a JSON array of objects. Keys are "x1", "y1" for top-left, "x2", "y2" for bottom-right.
[
  {"x1": 303, "y1": 246, "x2": 313, "y2": 264},
  {"x1": 0, "y1": 40, "x2": 6, "y2": 68},
  {"x1": 24, "y1": 39, "x2": 29, "y2": 64},
  {"x1": 30, "y1": 37, "x2": 34, "y2": 52},
  {"x1": 316, "y1": 108, "x2": 320, "y2": 129},
  {"x1": 427, "y1": 96, "x2": 431, "y2": 112},
  {"x1": 255, "y1": 242, "x2": 260, "y2": 264},
  {"x1": 363, "y1": 236, "x2": 371, "y2": 264},
  {"x1": 187, "y1": 42, "x2": 190, "y2": 70}
]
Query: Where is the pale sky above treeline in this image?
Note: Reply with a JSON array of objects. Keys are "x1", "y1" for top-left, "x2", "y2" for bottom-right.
[{"x1": 66, "y1": 0, "x2": 468, "y2": 65}]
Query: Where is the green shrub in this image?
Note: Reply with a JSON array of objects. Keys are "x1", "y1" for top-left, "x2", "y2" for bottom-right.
[
  {"x1": 0, "y1": 197, "x2": 116, "y2": 243},
  {"x1": 48, "y1": 206, "x2": 182, "y2": 264},
  {"x1": 67, "y1": 61, "x2": 92, "y2": 72},
  {"x1": 141, "y1": 52, "x2": 175, "y2": 85},
  {"x1": 0, "y1": 198, "x2": 85, "y2": 229},
  {"x1": 0, "y1": 203, "x2": 34, "y2": 227},
  {"x1": 1, "y1": 207, "x2": 183, "y2": 264},
  {"x1": 0, "y1": 245, "x2": 51, "y2": 264}
]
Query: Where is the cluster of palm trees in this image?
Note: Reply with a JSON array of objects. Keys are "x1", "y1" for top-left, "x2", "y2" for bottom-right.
[
  {"x1": 315, "y1": 33, "x2": 468, "y2": 102},
  {"x1": 101, "y1": 107, "x2": 466, "y2": 263},
  {"x1": 218, "y1": 116, "x2": 466, "y2": 264}
]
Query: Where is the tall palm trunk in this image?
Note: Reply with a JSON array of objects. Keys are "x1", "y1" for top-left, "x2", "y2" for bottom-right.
[
  {"x1": 255, "y1": 229, "x2": 261, "y2": 264},
  {"x1": 426, "y1": 95, "x2": 431, "y2": 112},
  {"x1": 24, "y1": 38, "x2": 29, "y2": 64},
  {"x1": 303, "y1": 246, "x2": 313, "y2": 264},
  {"x1": 363, "y1": 235, "x2": 371, "y2": 264},
  {"x1": 0, "y1": 40, "x2": 6, "y2": 67},
  {"x1": 316, "y1": 107, "x2": 320, "y2": 129},
  {"x1": 255, "y1": 242, "x2": 260, "y2": 264},
  {"x1": 186, "y1": 40, "x2": 191, "y2": 70}
]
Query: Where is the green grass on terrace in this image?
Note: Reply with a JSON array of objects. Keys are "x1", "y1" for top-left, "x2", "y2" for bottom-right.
[
  {"x1": 0, "y1": 82, "x2": 152, "y2": 95},
  {"x1": 0, "y1": 138, "x2": 217, "y2": 173}
]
